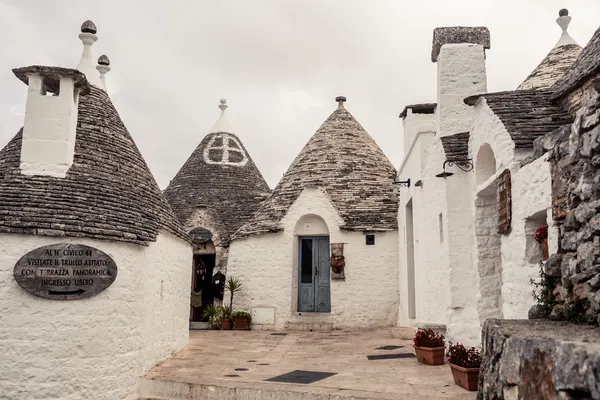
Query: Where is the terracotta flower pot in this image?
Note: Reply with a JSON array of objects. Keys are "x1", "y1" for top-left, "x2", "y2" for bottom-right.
[
  {"x1": 449, "y1": 363, "x2": 480, "y2": 391},
  {"x1": 221, "y1": 319, "x2": 233, "y2": 330},
  {"x1": 414, "y1": 345, "x2": 446, "y2": 365},
  {"x1": 233, "y1": 316, "x2": 250, "y2": 330},
  {"x1": 541, "y1": 239, "x2": 549, "y2": 261}
]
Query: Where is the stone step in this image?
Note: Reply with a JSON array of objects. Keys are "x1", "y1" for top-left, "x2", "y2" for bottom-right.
[
  {"x1": 138, "y1": 377, "x2": 423, "y2": 400},
  {"x1": 284, "y1": 322, "x2": 333, "y2": 332},
  {"x1": 189, "y1": 321, "x2": 209, "y2": 330}
]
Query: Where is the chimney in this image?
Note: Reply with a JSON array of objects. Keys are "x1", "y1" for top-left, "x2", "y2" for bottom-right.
[
  {"x1": 13, "y1": 66, "x2": 90, "y2": 178},
  {"x1": 432, "y1": 27, "x2": 490, "y2": 137}
]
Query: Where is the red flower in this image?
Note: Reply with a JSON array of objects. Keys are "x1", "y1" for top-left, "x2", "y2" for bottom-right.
[
  {"x1": 447, "y1": 342, "x2": 481, "y2": 368},
  {"x1": 413, "y1": 328, "x2": 445, "y2": 348},
  {"x1": 534, "y1": 226, "x2": 548, "y2": 244}
]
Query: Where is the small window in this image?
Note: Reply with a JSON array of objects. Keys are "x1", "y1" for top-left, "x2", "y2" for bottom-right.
[
  {"x1": 439, "y1": 213, "x2": 444, "y2": 243},
  {"x1": 366, "y1": 234, "x2": 375, "y2": 246}
]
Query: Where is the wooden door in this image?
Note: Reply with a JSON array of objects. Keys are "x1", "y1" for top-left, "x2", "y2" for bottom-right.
[{"x1": 298, "y1": 236, "x2": 330, "y2": 312}]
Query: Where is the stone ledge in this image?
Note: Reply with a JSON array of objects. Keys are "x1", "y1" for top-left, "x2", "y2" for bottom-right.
[{"x1": 478, "y1": 319, "x2": 600, "y2": 399}]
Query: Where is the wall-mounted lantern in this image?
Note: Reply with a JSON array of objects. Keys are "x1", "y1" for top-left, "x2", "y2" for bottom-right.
[
  {"x1": 394, "y1": 178, "x2": 411, "y2": 187},
  {"x1": 435, "y1": 159, "x2": 473, "y2": 178}
]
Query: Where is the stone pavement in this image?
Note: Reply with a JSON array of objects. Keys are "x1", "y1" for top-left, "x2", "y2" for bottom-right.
[{"x1": 140, "y1": 329, "x2": 475, "y2": 399}]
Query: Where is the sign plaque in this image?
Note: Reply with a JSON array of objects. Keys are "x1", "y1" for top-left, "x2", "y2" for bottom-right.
[
  {"x1": 497, "y1": 169, "x2": 512, "y2": 235},
  {"x1": 13, "y1": 243, "x2": 118, "y2": 300},
  {"x1": 189, "y1": 228, "x2": 212, "y2": 245}
]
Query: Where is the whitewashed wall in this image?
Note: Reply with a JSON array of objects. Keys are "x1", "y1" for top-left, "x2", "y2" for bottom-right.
[
  {"x1": 436, "y1": 43, "x2": 487, "y2": 137},
  {"x1": 468, "y1": 99, "x2": 555, "y2": 338},
  {"x1": 228, "y1": 187, "x2": 398, "y2": 329},
  {"x1": 398, "y1": 138, "x2": 451, "y2": 328},
  {"x1": 0, "y1": 232, "x2": 191, "y2": 400}
]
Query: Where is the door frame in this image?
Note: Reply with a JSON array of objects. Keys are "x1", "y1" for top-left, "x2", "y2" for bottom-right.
[{"x1": 297, "y1": 235, "x2": 331, "y2": 313}]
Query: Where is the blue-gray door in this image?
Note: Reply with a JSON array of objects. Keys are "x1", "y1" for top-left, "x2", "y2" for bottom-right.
[{"x1": 298, "y1": 236, "x2": 331, "y2": 312}]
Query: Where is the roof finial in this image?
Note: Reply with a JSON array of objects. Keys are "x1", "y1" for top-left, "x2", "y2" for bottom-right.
[
  {"x1": 76, "y1": 20, "x2": 103, "y2": 88},
  {"x1": 209, "y1": 98, "x2": 234, "y2": 134},
  {"x1": 336, "y1": 96, "x2": 346, "y2": 109},
  {"x1": 554, "y1": 8, "x2": 578, "y2": 48},
  {"x1": 96, "y1": 55, "x2": 111, "y2": 91},
  {"x1": 219, "y1": 98, "x2": 228, "y2": 112}
]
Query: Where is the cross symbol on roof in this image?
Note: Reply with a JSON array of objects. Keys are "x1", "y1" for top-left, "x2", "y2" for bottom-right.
[{"x1": 203, "y1": 133, "x2": 249, "y2": 167}]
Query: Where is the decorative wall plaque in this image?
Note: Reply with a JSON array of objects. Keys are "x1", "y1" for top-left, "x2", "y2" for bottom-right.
[
  {"x1": 13, "y1": 243, "x2": 118, "y2": 300},
  {"x1": 330, "y1": 243, "x2": 345, "y2": 280},
  {"x1": 189, "y1": 228, "x2": 213, "y2": 245},
  {"x1": 497, "y1": 169, "x2": 512, "y2": 235}
]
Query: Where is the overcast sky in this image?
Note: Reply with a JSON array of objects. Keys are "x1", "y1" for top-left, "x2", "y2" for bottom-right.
[{"x1": 1, "y1": 0, "x2": 599, "y2": 189}]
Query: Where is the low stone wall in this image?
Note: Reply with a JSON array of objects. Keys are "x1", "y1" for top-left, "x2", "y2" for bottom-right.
[{"x1": 478, "y1": 319, "x2": 600, "y2": 399}]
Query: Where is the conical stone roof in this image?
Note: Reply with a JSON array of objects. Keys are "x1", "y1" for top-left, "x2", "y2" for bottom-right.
[
  {"x1": 0, "y1": 81, "x2": 187, "y2": 245},
  {"x1": 233, "y1": 98, "x2": 398, "y2": 240},
  {"x1": 517, "y1": 9, "x2": 581, "y2": 90},
  {"x1": 164, "y1": 101, "x2": 271, "y2": 245}
]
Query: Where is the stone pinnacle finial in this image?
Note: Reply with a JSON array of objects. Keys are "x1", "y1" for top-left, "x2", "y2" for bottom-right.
[
  {"x1": 96, "y1": 55, "x2": 111, "y2": 91},
  {"x1": 76, "y1": 20, "x2": 103, "y2": 88},
  {"x1": 554, "y1": 8, "x2": 578, "y2": 48},
  {"x1": 219, "y1": 98, "x2": 228, "y2": 111},
  {"x1": 336, "y1": 96, "x2": 346, "y2": 108},
  {"x1": 81, "y1": 20, "x2": 97, "y2": 34}
]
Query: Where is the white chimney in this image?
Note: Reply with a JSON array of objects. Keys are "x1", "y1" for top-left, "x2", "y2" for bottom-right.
[
  {"x1": 13, "y1": 66, "x2": 90, "y2": 178},
  {"x1": 432, "y1": 27, "x2": 490, "y2": 137}
]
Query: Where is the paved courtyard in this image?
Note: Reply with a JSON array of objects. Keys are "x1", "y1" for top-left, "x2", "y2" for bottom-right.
[{"x1": 140, "y1": 329, "x2": 476, "y2": 400}]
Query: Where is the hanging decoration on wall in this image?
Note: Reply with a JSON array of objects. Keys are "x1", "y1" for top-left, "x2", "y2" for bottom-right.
[
  {"x1": 330, "y1": 243, "x2": 346, "y2": 280},
  {"x1": 497, "y1": 169, "x2": 512, "y2": 235}
]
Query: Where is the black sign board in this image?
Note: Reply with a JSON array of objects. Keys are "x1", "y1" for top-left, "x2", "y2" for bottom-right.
[
  {"x1": 497, "y1": 169, "x2": 512, "y2": 235},
  {"x1": 13, "y1": 243, "x2": 118, "y2": 300},
  {"x1": 189, "y1": 228, "x2": 212, "y2": 245}
]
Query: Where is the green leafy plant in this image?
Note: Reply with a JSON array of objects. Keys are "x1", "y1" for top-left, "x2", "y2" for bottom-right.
[
  {"x1": 233, "y1": 311, "x2": 251, "y2": 320},
  {"x1": 202, "y1": 304, "x2": 223, "y2": 329},
  {"x1": 224, "y1": 276, "x2": 243, "y2": 311},
  {"x1": 220, "y1": 304, "x2": 233, "y2": 321},
  {"x1": 529, "y1": 261, "x2": 561, "y2": 318}
]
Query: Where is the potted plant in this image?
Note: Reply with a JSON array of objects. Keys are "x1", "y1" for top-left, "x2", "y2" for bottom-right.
[
  {"x1": 413, "y1": 328, "x2": 446, "y2": 365},
  {"x1": 233, "y1": 311, "x2": 251, "y2": 330},
  {"x1": 220, "y1": 305, "x2": 233, "y2": 330},
  {"x1": 202, "y1": 304, "x2": 222, "y2": 330},
  {"x1": 535, "y1": 225, "x2": 549, "y2": 261},
  {"x1": 224, "y1": 276, "x2": 243, "y2": 310},
  {"x1": 447, "y1": 342, "x2": 481, "y2": 391}
]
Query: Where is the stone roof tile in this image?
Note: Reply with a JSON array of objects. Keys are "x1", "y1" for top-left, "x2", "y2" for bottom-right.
[
  {"x1": 552, "y1": 25, "x2": 600, "y2": 98},
  {"x1": 163, "y1": 130, "x2": 271, "y2": 245},
  {"x1": 465, "y1": 90, "x2": 573, "y2": 148},
  {"x1": 0, "y1": 85, "x2": 187, "y2": 245},
  {"x1": 441, "y1": 132, "x2": 469, "y2": 159},
  {"x1": 233, "y1": 103, "x2": 398, "y2": 239}
]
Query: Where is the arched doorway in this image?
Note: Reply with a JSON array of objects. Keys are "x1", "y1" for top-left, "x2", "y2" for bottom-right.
[
  {"x1": 189, "y1": 228, "x2": 219, "y2": 322},
  {"x1": 294, "y1": 215, "x2": 331, "y2": 313},
  {"x1": 474, "y1": 143, "x2": 503, "y2": 323}
]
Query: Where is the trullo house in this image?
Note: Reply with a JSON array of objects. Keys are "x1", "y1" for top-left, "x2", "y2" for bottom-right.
[
  {"x1": 227, "y1": 96, "x2": 399, "y2": 330},
  {"x1": 396, "y1": 9, "x2": 579, "y2": 346},
  {"x1": 0, "y1": 21, "x2": 191, "y2": 400},
  {"x1": 164, "y1": 99, "x2": 270, "y2": 321}
]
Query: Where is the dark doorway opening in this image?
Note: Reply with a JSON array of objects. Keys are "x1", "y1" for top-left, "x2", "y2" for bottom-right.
[{"x1": 190, "y1": 253, "x2": 216, "y2": 322}]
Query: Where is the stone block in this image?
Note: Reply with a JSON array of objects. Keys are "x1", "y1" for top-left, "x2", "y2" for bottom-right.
[
  {"x1": 481, "y1": 319, "x2": 600, "y2": 400},
  {"x1": 577, "y1": 241, "x2": 596, "y2": 271},
  {"x1": 546, "y1": 254, "x2": 563, "y2": 277},
  {"x1": 561, "y1": 231, "x2": 578, "y2": 251},
  {"x1": 582, "y1": 109, "x2": 600, "y2": 130},
  {"x1": 575, "y1": 203, "x2": 597, "y2": 224}
]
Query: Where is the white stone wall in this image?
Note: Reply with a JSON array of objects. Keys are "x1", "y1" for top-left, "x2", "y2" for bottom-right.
[
  {"x1": 228, "y1": 187, "x2": 398, "y2": 329},
  {"x1": 20, "y1": 76, "x2": 80, "y2": 178},
  {"x1": 402, "y1": 111, "x2": 436, "y2": 155},
  {"x1": 436, "y1": 43, "x2": 487, "y2": 136},
  {"x1": 398, "y1": 138, "x2": 451, "y2": 328},
  {"x1": 0, "y1": 232, "x2": 191, "y2": 400},
  {"x1": 467, "y1": 99, "x2": 555, "y2": 339}
]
